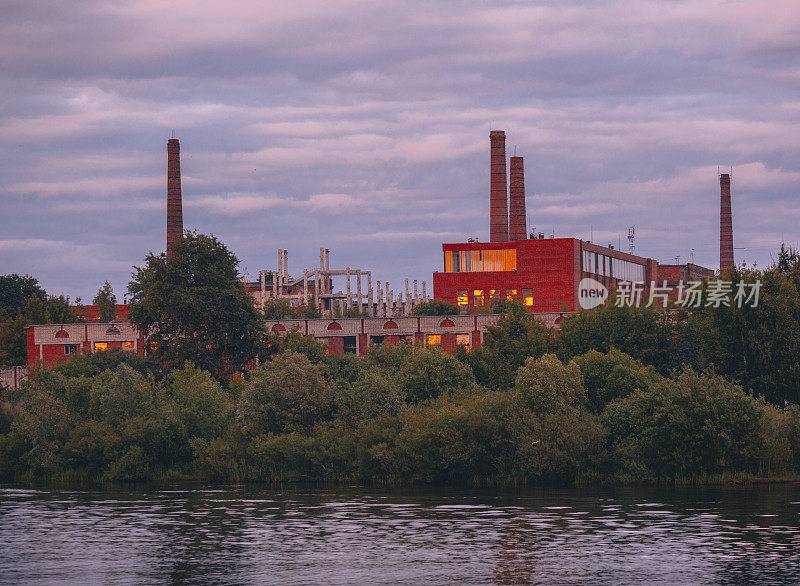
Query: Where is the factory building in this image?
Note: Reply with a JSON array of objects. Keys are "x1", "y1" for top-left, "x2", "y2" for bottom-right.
[{"x1": 434, "y1": 131, "x2": 661, "y2": 313}]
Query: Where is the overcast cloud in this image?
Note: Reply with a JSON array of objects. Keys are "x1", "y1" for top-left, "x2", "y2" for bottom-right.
[{"x1": 1, "y1": 0, "x2": 799, "y2": 300}]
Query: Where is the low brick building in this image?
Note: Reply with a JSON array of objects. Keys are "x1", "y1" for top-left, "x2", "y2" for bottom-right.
[
  {"x1": 26, "y1": 322, "x2": 144, "y2": 368},
  {"x1": 265, "y1": 312, "x2": 568, "y2": 355}
]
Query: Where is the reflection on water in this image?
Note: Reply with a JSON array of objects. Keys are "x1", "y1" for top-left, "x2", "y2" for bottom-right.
[{"x1": 1, "y1": 484, "x2": 799, "y2": 584}]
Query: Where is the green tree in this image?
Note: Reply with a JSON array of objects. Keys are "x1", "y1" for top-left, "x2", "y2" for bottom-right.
[
  {"x1": 465, "y1": 300, "x2": 553, "y2": 390},
  {"x1": 127, "y1": 231, "x2": 264, "y2": 376},
  {"x1": 237, "y1": 352, "x2": 336, "y2": 436},
  {"x1": 556, "y1": 301, "x2": 674, "y2": 374},
  {"x1": 0, "y1": 291, "x2": 76, "y2": 366},
  {"x1": 603, "y1": 368, "x2": 768, "y2": 480},
  {"x1": 411, "y1": 299, "x2": 460, "y2": 316},
  {"x1": 93, "y1": 281, "x2": 117, "y2": 322},
  {"x1": 398, "y1": 346, "x2": 476, "y2": 403},
  {"x1": 0, "y1": 274, "x2": 44, "y2": 323},
  {"x1": 675, "y1": 264, "x2": 800, "y2": 406},
  {"x1": 572, "y1": 348, "x2": 663, "y2": 413}
]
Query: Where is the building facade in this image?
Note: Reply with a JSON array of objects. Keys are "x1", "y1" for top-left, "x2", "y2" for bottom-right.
[
  {"x1": 26, "y1": 322, "x2": 144, "y2": 368},
  {"x1": 433, "y1": 237, "x2": 658, "y2": 313}
]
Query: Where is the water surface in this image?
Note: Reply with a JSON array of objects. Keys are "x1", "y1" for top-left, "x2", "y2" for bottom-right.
[{"x1": 1, "y1": 484, "x2": 799, "y2": 584}]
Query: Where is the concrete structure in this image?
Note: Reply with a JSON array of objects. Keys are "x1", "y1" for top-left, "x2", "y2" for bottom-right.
[
  {"x1": 248, "y1": 247, "x2": 431, "y2": 317},
  {"x1": 26, "y1": 322, "x2": 143, "y2": 368},
  {"x1": 265, "y1": 312, "x2": 569, "y2": 356},
  {"x1": 166, "y1": 137, "x2": 183, "y2": 260},
  {"x1": 720, "y1": 172, "x2": 734, "y2": 272}
]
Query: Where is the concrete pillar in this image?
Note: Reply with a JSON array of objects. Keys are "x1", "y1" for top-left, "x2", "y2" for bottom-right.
[
  {"x1": 357, "y1": 271, "x2": 362, "y2": 314},
  {"x1": 277, "y1": 249, "x2": 282, "y2": 298},
  {"x1": 346, "y1": 267, "x2": 351, "y2": 314},
  {"x1": 303, "y1": 269, "x2": 308, "y2": 305},
  {"x1": 405, "y1": 279, "x2": 409, "y2": 315},
  {"x1": 325, "y1": 249, "x2": 330, "y2": 293},
  {"x1": 260, "y1": 270, "x2": 266, "y2": 309},
  {"x1": 422, "y1": 281, "x2": 427, "y2": 301}
]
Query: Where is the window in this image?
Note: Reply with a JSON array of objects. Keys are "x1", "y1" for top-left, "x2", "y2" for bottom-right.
[
  {"x1": 489, "y1": 289, "x2": 500, "y2": 304},
  {"x1": 443, "y1": 249, "x2": 517, "y2": 272},
  {"x1": 583, "y1": 249, "x2": 646, "y2": 282},
  {"x1": 427, "y1": 334, "x2": 441, "y2": 346},
  {"x1": 473, "y1": 289, "x2": 484, "y2": 307},
  {"x1": 343, "y1": 336, "x2": 357, "y2": 354},
  {"x1": 371, "y1": 335, "x2": 384, "y2": 346},
  {"x1": 522, "y1": 288, "x2": 534, "y2": 307},
  {"x1": 94, "y1": 342, "x2": 108, "y2": 352},
  {"x1": 123, "y1": 341, "x2": 135, "y2": 351},
  {"x1": 456, "y1": 333, "x2": 470, "y2": 349},
  {"x1": 506, "y1": 289, "x2": 517, "y2": 301},
  {"x1": 64, "y1": 344, "x2": 78, "y2": 355},
  {"x1": 456, "y1": 290, "x2": 468, "y2": 306}
]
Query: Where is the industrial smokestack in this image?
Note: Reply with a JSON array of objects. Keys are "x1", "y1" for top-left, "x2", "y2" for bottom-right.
[
  {"x1": 719, "y1": 173, "x2": 734, "y2": 272},
  {"x1": 508, "y1": 156, "x2": 527, "y2": 240},
  {"x1": 166, "y1": 138, "x2": 183, "y2": 260},
  {"x1": 489, "y1": 130, "x2": 509, "y2": 242}
]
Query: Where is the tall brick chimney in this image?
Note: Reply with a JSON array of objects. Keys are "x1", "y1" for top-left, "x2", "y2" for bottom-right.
[
  {"x1": 719, "y1": 172, "x2": 734, "y2": 272},
  {"x1": 489, "y1": 130, "x2": 509, "y2": 242},
  {"x1": 166, "y1": 138, "x2": 183, "y2": 260},
  {"x1": 508, "y1": 156, "x2": 527, "y2": 240}
]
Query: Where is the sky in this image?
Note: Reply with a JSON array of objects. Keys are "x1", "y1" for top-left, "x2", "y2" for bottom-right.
[{"x1": 2, "y1": 0, "x2": 799, "y2": 302}]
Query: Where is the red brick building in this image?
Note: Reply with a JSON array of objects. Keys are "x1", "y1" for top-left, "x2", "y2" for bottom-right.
[
  {"x1": 434, "y1": 237, "x2": 657, "y2": 313},
  {"x1": 26, "y1": 322, "x2": 144, "y2": 368}
]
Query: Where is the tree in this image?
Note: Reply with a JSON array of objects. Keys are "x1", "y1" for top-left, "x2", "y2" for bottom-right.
[
  {"x1": 0, "y1": 274, "x2": 45, "y2": 323},
  {"x1": 0, "y1": 291, "x2": 77, "y2": 366},
  {"x1": 411, "y1": 299, "x2": 460, "y2": 316},
  {"x1": 465, "y1": 300, "x2": 553, "y2": 390},
  {"x1": 127, "y1": 231, "x2": 264, "y2": 376},
  {"x1": 556, "y1": 301, "x2": 675, "y2": 374},
  {"x1": 94, "y1": 281, "x2": 118, "y2": 322}
]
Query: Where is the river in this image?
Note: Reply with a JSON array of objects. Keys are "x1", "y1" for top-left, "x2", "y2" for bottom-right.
[{"x1": 1, "y1": 484, "x2": 798, "y2": 584}]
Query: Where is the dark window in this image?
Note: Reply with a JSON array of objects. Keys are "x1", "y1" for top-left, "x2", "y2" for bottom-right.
[
  {"x1": 343, "y1": 336, "x2": 357, "y2": 354},
  {"x1": 64, "y1": 344, "x2": 78, "y2": 355}
]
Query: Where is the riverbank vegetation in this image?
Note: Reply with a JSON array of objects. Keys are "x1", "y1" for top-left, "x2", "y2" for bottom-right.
[
  {"x1": 1, "y1": 243, "x2": 798, "y2": 486},
  {"x1": 1, "y1": 334, "x2": 798, "y2": 486}
]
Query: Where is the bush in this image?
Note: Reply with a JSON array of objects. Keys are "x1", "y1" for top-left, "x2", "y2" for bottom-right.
[
  {"x1": 572, "y1": 348, "x2": 662, "y2": 413},
  {"x1": 237, "y1": 352, "x2": 335, "y2": 436},
  {"x1": 603, "y1": 368, "x2": 768, "y2": 480}
]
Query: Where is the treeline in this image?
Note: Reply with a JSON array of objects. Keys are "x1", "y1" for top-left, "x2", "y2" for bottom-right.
[{"x1": 1, "y1": 333, "x2": 798, "y2": 486}]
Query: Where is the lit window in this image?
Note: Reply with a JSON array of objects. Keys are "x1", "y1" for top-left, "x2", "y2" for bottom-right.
[
  {"x1": 473, "y1": 289, "x2": 484, "y2": 307},
  {"x1": 94, "y1": 342, "x2": 109, "y2": 352},
  {"x1": 489, "y1": 289, "x2": 500, "y2": 303},
  {"x1": 123, "y1": 341, "x2": 134, "y2": 351},
  {"x1": 456, "y1": 333, "x2": 470, "y2": 347},
  {"x1": 427, "y1": 334, "x2": 441, "y2": 346},
  {"x1": 456, "y1": 290, "x2": 468, "y2": 306},
  {"x1": 506, "y1": 289, "x2": 518, "y2": 301},
  {"x1": 444, "y1": 251, "x2": 453, "y2": 273},
  {"x1": 522, "y1": 288, "x2": 534, "y2": 307}
]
